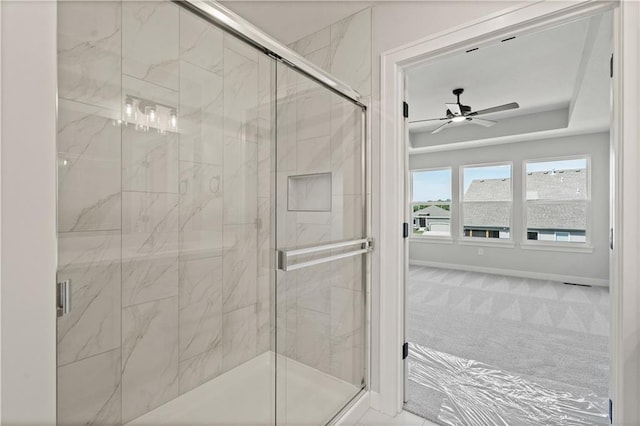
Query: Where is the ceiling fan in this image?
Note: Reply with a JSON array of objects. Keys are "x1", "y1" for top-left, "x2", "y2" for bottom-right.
[{"x1": 409, "y1": 88, "x2": 519, "y2": 134}]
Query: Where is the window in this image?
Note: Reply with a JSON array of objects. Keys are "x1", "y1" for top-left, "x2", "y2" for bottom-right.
[
  {"x1": 524, "y1": 158, "x2": 589, "y2": 244},
  {"x1": 461, "y1": 163, "x2": 512, "y2": 240},
  {"x1": 411, "y1": 168, "x2": 452, "y2": 237}
]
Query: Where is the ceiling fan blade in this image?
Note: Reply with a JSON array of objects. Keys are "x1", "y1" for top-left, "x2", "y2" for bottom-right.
[
  {"x1": 446, "y1": 103, "x2": 462, "y2": 116},
  {"x1": 431, "y1": 121, "x2": 452, "y2": 134},
  {"x1": 408, "y1": 117, "x2": 450, "y2": 124},
  {"x1": 470, "y1": 102, "x2": 519, "y2": 116},
  {"x1": 470, "y1": 118, "x2": 496, "y2": 127}
]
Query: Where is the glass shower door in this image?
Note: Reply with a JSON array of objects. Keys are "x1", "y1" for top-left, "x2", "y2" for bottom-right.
[{"x1": 275, "y1": 63, "x2": 368, "y2": 425}]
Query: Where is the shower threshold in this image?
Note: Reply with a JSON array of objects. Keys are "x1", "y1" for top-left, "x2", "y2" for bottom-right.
[{"x1": 127, "y1": 351, "x2": 359, "y2": 425}]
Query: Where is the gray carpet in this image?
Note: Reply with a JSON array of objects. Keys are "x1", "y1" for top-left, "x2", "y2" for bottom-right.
[{"x1": 404, "y1": 266, "x2": 609, "y2": 425}]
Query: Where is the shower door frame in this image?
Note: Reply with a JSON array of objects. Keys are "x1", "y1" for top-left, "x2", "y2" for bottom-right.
[{"x1": 174, "y1": 3, "x2": 372, "y2": 423}]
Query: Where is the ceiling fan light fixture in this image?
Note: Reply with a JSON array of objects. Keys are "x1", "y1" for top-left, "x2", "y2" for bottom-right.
[{"x1": 451, "y1": 116, "x2": 466, "y2": 123}]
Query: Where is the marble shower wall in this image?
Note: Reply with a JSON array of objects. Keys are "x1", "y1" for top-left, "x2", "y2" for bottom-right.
[
  {"x1": 276, "y1": 8, "x2": 371, "y2": 386},
  {"x1": 56, "y1": 2, "x2": 274, "y2": 424}
]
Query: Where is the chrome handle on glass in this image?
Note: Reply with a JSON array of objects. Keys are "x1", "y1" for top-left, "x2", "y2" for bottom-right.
[
  {"x1": 277, "y1": 238, "x2": 373, "y2": 272},
  {"x1": 57, "y1": 279, "x2": 72, "y2": 318}
]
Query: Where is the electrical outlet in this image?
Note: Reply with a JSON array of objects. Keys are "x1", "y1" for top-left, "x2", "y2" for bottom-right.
[{"x1": 478, "y1": 248, "x2": 484, "y2": 256}]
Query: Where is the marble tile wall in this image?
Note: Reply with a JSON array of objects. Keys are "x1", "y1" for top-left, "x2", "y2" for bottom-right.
[
  {"x1": 276, "y1": 7, "x2": 371, "y2": 387},
  {"x1": 56, "y1": 2, "x2": 274, "y2": 424}
]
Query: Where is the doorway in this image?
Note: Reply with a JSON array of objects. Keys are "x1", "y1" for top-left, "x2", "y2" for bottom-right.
[
  {"x1": 402, "y1": 12, "x2": 613, "y2": 424},
  {"x1": 377, "y1": 1, "x2": 640, "y2": 425}
]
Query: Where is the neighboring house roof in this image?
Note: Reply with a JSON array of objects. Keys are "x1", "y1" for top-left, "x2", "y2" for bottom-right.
[
  {"x1": 414, "y1": 205, "x2": 451, "y2": 218},
  {"x1": 464, "y1": 169, "x2": 587, "y2": 230}
]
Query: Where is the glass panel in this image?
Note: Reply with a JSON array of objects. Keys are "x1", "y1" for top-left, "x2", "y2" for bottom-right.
[
  {"x1": 525, "y1": 159, "x2": 588, "y2": 200},
  {"x1": 461, "y1": 164, "x2": 512, "y2": 239},
  {"x1": 275, "y1": 63, "x2": 366, "y2": 425},
  {"x1": 525, "y1": 201, "x2": 588, "y2": 242},
  {"x1": 412, "y1": 169, "x2": 452, "y2": 236},
  {"x1": 525, "y1": 159, "x2": 589, "y2": 243},
  {"x1": 57, "y1": 2, "x2": 276, "y2": 424}
]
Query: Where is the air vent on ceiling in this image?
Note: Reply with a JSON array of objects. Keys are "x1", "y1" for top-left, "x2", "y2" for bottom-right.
[
  {"x1": 501, "y1": 36, "x2": 516, "y2": 42},
  {"x1": 465, "y1": 47, "x2": 479, "y2": 53}
]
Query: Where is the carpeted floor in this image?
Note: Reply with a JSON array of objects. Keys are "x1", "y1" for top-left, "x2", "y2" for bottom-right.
[{"x1": 404, "y1": 265, "x2": 610, "y2": 425}]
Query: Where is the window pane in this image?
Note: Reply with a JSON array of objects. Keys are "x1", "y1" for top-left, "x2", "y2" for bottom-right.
[
  {"x1": 526, "y1": 201, "x2": 587, "y2": 243},
  {"x1": 412, "y1": 169, "x2": 452, "y2": 237},
  {"x1": 463, "y1": 164, "x2": 512, "y2": 201},
  {"x1": 462, "y1": 201, "x2": 511, "y2": 239},
  {"x1": 525, "y1": 159, "x2": 587, "y2": 200},
  {"x1": 412, "y1": 169, "x2": 452, "y2": 202}
]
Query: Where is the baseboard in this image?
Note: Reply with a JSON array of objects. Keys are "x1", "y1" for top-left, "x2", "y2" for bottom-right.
[
  {"x1": 409, "y1": 259, "x2": 609, "y2": 287},
  {"x1": 333, "y1": 390, "x2": 370, "y2": 425}
]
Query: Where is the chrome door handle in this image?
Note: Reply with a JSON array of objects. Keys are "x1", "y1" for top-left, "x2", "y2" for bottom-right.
[
  {"x1": 277, "y1": 238, "x2": 373, "y2": 272},
  {"x1": 57, "y1": 279, "x2": 72, "y2": 318}
]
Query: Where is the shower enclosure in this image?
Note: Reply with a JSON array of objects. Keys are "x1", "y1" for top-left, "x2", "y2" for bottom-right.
[{"x1": 56, "y1": 1, "x2": 369, "y2": 425}]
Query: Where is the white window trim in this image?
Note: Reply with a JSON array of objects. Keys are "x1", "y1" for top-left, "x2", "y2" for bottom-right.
[
  {"x1": 522, "y1": 155, "x2": 592, "y2": 247},
  {"x1": 459, "y1": 161, "x2": 514, "y2": 243},
  {"x1": 410, "y1": 167, "x2": 453, "y2": 240}
]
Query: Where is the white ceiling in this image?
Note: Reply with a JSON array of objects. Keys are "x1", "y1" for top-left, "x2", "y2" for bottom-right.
[
  {"x1": 407, "y1": 12, "x2": 612, "y2": 149},
  {"x1": 221, "y1": 1, "x2": 373, "y2": 44}
]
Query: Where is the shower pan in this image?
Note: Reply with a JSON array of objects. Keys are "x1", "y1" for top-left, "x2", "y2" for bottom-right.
[{"x1": 55, "y1": 1, "x2": 369, "y2": 425}]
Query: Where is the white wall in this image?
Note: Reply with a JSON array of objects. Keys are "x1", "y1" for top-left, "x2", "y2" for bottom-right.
[
  {"x1": 408, "y1": 132, "x2": 610, "y2": 285},
  {"x1": 1, "y1": 0, "x2": 57, "y2": 423},
  {"x1": 368, "y1": 0, "x2": 524, "y2": 393}
]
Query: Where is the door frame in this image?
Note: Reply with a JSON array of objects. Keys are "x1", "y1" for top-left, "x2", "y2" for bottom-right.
[{"x1": 378, "y1": 1, "x2": 640, "y2": 424}]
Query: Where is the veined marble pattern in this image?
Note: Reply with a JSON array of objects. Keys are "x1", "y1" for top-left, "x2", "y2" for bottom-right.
[
  {"x1": 297, "y1": 135, "x2": 332, "y2": 174},
  {"x1": 179, "y1": 345, "x2": 223, "y2": 394},
  {"x1": 179, "y1": 61, "x2": 224, "y2": 166},
  {"x1": 179, "y1": 161, "x2": 223, "y2": 253},
  {"x1": 179, "y1": 9, "x2": 223, "y2": 75},
  {"x1": 179, "y1": 256, "x2": 223, "y2": 360},
  {"x1": 296, "y1": 308, "x2": 331, "y2": 374},
  {"x1": 57, "y1": 231, "x2": 121, "y2": 366},
  {"x1": 224, "y1": 40, "x2": 259, "y2": 143},
  {"x1": 123, "y1": 1, "x2": 179, "y2": 90},
  {"x1": 222, "y1": 224, "x2": 258, "y2": 313},
  {"x1": 122, "y1": 297, "x2": 179, "y2": 423},
  {"x1": 223, "y1": 137, "x2": 258, "y2": 225},
  {"x1": 296, "y1": 87, "x2": 332, "y2": 141},
  {"x1": 330, "y1": 8, "x2": 372, "y2": 98},
  {"x1": 289, "y1": 27, "x2": 330, "y2": 57},
  {"x1": 332, "y1": 100, "x2": 363, "y2": 197},
  {"x1": 122, "y1": 125, "x2": 179, "y2": 194},
  {"x1": 222, "y1": 304, "x2": 258, "y2": 371},
  {"x1": 57, "y1": 349, "x2": 122, "y2": 426},
  {"x1": 58, "y1": 102, "x2": 121, "y2": 232},
  {"x1": 122, "y1": 192, "x2": 179, "y2": 307},
  {"x1": 58, "y1": 1, "x2": 122, "y2": 110},
  {"x1": 331, "y1": 328, "x2": 364, "y2": 385}
]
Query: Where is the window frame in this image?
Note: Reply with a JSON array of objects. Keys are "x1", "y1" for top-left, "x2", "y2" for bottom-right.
[
  {"x1": 409, "y1": 167, "x2": 453, "y2": 241},
  {"x1": 459, "y1": 161, "x2": 514, "y2": 244},
  {"x1": 521, "y1": 155, "x2": 593, "y2": 250}
]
